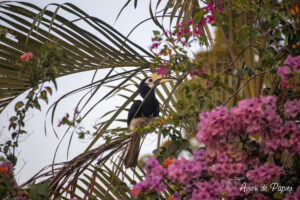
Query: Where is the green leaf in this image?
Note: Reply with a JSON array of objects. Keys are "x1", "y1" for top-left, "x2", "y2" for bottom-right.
[
  {"x1": 273, "y1": 191, "x2": 283, "y2": 199},
  {"x1": 12, "y1": 132, "x2": 18, "y2": 139},
  {"x1": 79, "y1": 132, "x2": 85, "y2": 139},
  {"x1": 10, "y1": 116, "x2": 17, "y2": 122},
  {"x1": 39, "y1": 90, "x2": 48, "y2": 103},
  {"x1": 226, "y1": 87, "x2": 235, "y2": 94},
  {"x1": 45, "y1": 86, "x2": 52, "y2": 95},
  {"x1": 15, "y1": 101, "x2": 24, "y2": 111},
  {"x1": 249, "y1": 29, "x2": 258, "y2": 41},
  {"x1": 153, "y1": 30, "x2": 160, "y2": 35},
  {"x1": 33, "y1": 101, "x2": 41, "y2": 110},
  {"x1": 55, "y1": 46, "x2": 64, "y2": 57},
  {"x1": 193, "y1": 9, "x2": 205, "y2": 25},
  {"x1": 3, "y1": 145, "x2": 9, "y2": 154},
  {"x1": 29, "y1": 181, "x2": 49, "y2": 200},
  {"x1": 258, "y1": 8, "x2": 268, "y2": 18}
]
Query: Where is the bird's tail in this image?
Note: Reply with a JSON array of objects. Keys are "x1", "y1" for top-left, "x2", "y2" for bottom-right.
[{"x1": 124, "y1": 134, "x2": 141, "y2": 168}]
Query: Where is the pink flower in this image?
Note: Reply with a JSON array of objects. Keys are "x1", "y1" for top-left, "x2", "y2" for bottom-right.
[
  {"x1": 246, "y1": 162, "x2": 284, "y2": 185},
  {"x1": 204, "y1": 2, "x2": 215, "y2": 13},
  {"x1": 157, "y1": 66, "x2": 168, "y2": 77},
  {"x1": 20, "y1": 52, "x2": 33, "y2": 62},
  {"x1": 150, "y1": 43, "x2": 160, "y2": 50},
  {"x1": 206, "y1": 15, "x2": 216, "y2": 23},
  {"x1": 176, "y1": 21, "x2": 184, "y2": 28},
  {"x1": 284, "y1": 55, "x2": 300, "y2": 71},
  {"x1": 277, "y1": 66, "x2": 291, "y2": 79},
  {"x1": 217, "y1": 6, "x2": 224, "y2": 12},
  {"x1": 197, "y1": 69, "x2": 205, "y2": 75},
  {"x1": 133, "y1": 157, "x2": 167, "y2": 194},
  {"x1": 277, "y1": 55, "x2": 300, "y2": 89},
  {"x1": 57, "y1": 120, "x2": 62, "y2": 127},
  {"x1": 281, "y1": 80, "x2": 289, "y2": 88},
  {"x1": 205, "y1": 80, "x2": 210, "y2": 86},
  {"x1": 189, "y1": 72, "x2": 194, "y2": 78},
  {"x1": 284, "y1": 99, "x2": 300, "y2": 118},
  {"x1": 75, "y1": 109, "x2": 80, "y2": 115},
  {"x1": 65, "y1": 113, "x2": 70, "y2": 118},
  {"x1": 197, "y1": 106, "x2": 231, "y2": 146}
]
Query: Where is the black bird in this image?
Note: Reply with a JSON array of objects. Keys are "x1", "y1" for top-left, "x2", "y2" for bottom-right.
[{"x1": 124, "y1": 75, "x2": 173, "y2": 168}]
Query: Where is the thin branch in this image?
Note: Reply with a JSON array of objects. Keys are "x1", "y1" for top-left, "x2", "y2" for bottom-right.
[{"x1": 222, "y1": 67, "x2": 277, "y2": 106}]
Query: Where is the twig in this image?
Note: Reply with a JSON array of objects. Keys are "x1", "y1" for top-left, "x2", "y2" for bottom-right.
[{"x1": 222, "y1": 67, "x2": 276, "y2": 106}]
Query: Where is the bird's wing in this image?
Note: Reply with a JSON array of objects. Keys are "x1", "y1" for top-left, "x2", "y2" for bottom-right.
[{"x1": 127, "y1": 100, "x2": 142, "y2": 127}]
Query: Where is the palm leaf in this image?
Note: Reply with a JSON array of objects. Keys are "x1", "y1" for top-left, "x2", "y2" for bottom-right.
[{"x1": 0, "y1": 1, "x2": 152, "y2": 113}]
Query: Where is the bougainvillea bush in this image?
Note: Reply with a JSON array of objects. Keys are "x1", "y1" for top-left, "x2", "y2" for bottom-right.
[{"x1": 131, "y1": 94, "x2": 300, "y2": 199}]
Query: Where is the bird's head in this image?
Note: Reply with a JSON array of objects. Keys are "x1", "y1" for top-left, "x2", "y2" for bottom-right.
[{"x1": 139, "y1": 74, "x2": 176, "y2": 98}]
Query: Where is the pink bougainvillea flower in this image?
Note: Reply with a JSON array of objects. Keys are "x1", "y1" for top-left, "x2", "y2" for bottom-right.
[
  {"x1": 204, "y1": 2, "x2": 214, "y2": 12},
  {"x1": 57, "y1": 120, "x2": 62, "y2": 127},
  {"x1": 20, "y1": 52, "x2": 33, "y2": 62},
  {"x1": 150, "y1": 43, "x2": 160, "y2": 50},
  {"x1": 197, "y1": 69, "x2": 205, "y2": 75},
  {"x1": 284, "y1": 55, "x2": 300, "y2": 71},
  {"x1": 65, "y1": 113, "x2": 70, "y2": 118},
  {"x1": 277, "y1": 66, "x2": 291, "y2": 80},
  {"x1": 284, "y1": 99, "x2": 300, "y2": 118},
  {"x1": 188, "y1": 18, "x2": 194, "y2": 25},
  {"x1": 189, "y1": 72, "x2": 194, "y2": 78},
  {"x1": 205, "y1": 80, "x2": 210, "y2": 86},
  {"x1": 206, "y1": 15, "x2": 216, "y2": 23},
  {"x1": 218, "y1": 6, "x2": 224, "y2": 12},
  {"x1": 74, "y1": 109, "x2": 80, "y2": 115},
  {"x1": 157, "y1": 65, "x2": 168, "y2": 77}
]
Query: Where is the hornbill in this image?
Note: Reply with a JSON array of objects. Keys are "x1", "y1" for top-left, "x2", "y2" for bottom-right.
[{"x1": 124, "y1": 75, "x2": 173, "y2": 168}]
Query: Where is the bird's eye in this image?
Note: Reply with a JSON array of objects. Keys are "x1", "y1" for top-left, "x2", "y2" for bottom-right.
[{"x1": 148, "y1": 78, "x2": 153, "y2": 82}]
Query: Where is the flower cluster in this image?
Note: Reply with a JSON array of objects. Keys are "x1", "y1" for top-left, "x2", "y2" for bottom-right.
[
  {"x1": 167, "y1": 156, "x2": 206, "y2": 184},
  {"x1": 174, "y1": 1, "x2": 222, "y2": 46},
  {"x1": 197, "y1": 96, "x2": 284, "y2": 146},
  {"x1": 284, "y1": 186, "x2": 300, "y2": 200},
  {"x1": 264, "y1": 120, "x2": 300, "y2": 156},
  {"x1": 0, "y1": 161, "x2": 13, "y2": 176},
  {"x1": 0, "y1": 161, "x2": 18, "y2": 197},
  {"x1": 231, "y1": 96, "x2": 282, "y2": 136},
  {"x1": 150, "y1": 1, "x2": 223, "y2": 77},
  {"x1": 132, "y1": 96, "x2": 300, "y2": 199},
  {"x1": 196, "y1": 96, "x2": 300, "y2": 156},
  {"x1": 57, "y1": 108, "x2": 80, "y2": 127},
  {"x1": 131, "y1": 157, "x2": 167, "y2": 197},
  {"x1": 206, "y1": 148, "x2": 246, "y2": 179},
  {"x1": 20, "y1": 52, "x2": 33, "y2": 62},
  {"x1": 277, "y1": 55, "x2": 300, "y2": 89},
  {"x1": 197, "y1": 106, "x2": 231, "y2": 146},
  {"x1": 284, "y1": 99, "x2": 300, "y2": 118},
  {"x1": 246, "y1": 162, "x2": 284, "y2": 186}
]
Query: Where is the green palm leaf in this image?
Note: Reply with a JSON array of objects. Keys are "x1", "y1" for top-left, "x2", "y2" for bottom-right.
[{"x1": 0, "y1": 1, "x2": 152, "y2": 113}]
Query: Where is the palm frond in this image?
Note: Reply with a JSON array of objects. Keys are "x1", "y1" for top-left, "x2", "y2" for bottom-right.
[{"x1": 0, "y1": 1, "x2": 152, "y2": 113}]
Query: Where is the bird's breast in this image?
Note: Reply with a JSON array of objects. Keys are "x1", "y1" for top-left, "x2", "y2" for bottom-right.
[{"x1": 129, "y1": 117, "x2": 152, "y2": 131}]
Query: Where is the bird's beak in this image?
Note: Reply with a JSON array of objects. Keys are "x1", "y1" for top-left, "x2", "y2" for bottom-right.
[{"x1": 151, "y1": 73, "x2": 177, "y2": 84}]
